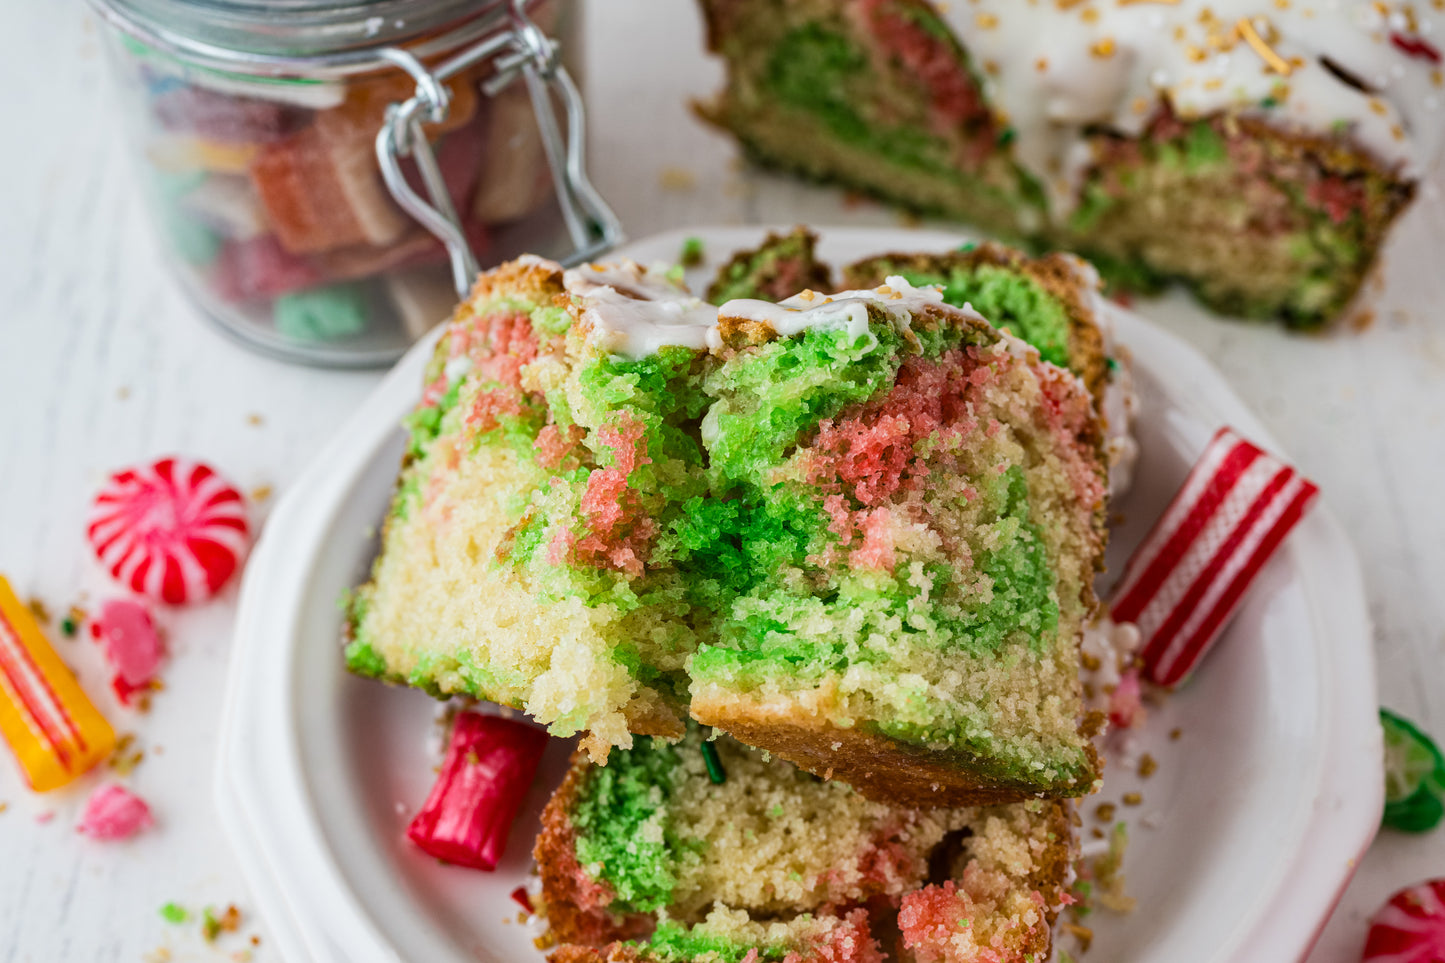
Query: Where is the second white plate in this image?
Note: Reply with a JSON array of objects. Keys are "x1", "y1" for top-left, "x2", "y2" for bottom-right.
[{"x1": 216, "y1": 226, "x2": 1381, "y2": 963}]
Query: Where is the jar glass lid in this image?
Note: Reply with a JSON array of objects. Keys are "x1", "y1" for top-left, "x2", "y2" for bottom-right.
[{"x1": 89, "y1": 0, "x2": 518, "y2": 64}]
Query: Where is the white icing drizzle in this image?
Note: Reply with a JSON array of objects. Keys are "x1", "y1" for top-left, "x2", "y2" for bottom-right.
[
  {"x1": 935, "y1": 1, "x2": 1443, "y2": 211},
  {"x1": 563, "y1": 260, "x2": 718, "y2": 359},
  {"x1": 718, "y1": 275, "x2": 986, "y2": 344},
  {"x1": 565, "y1": 269, "x2": 985, "y2": 360}
]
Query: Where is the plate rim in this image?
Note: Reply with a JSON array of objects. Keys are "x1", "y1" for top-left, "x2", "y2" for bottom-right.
[{"x1": 215, "y1": 225, "x2": 1381, "y2": 963}]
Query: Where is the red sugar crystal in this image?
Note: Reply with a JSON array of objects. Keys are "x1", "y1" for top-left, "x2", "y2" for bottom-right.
[{"x1": 406, "y1": 711, "x2": 548, "y2": 872}]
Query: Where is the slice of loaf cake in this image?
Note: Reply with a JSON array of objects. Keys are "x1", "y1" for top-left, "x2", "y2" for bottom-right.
[
  {"x1": 345, "y1": 257, "x2": 714, "y2": 757},
  {"x1": 348, "y1": 254, "x2": 1106, "y2": 802},
  {"x1": 692, "y1": 278, "x2": 1106, "y2": 803},
  {"x1": 538, "y1": 727, "x2": 1075, "y2": 963},
  {"x1": 706, "y1": 227, "x2": 834, "y2": 306},
  {"x1": 696, "y1": 0, "x2": 1432, "y2": 326}
]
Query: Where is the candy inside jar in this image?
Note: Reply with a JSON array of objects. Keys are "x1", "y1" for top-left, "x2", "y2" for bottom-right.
[{"x1": 90, "y1": 0, "x2": 617, "y2": 367}]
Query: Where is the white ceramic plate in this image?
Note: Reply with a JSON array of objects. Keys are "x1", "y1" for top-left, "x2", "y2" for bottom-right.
[{"x1": 215, "y1": 227, "x2": 1381, "y2": 963}]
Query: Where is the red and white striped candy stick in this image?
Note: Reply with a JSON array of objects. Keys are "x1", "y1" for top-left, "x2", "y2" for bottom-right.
[{"x1": 1109, "y1": 427, "x2": 1319, "y2": 688}]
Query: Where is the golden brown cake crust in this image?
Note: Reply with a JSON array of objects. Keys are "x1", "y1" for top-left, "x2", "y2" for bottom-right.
[
  {"x1": 537, "y1": 756, "x2": 657, "y2": 950},
  {"x1": 689, "y1": 693, "x2": 1100, "y2": 809}
]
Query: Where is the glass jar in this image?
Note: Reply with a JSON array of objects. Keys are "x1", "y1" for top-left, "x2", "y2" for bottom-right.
[{"x1": 88, "y1": 0, "x2": 620, "y2": 367}]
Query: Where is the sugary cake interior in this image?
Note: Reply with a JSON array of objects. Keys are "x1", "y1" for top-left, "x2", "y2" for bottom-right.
[
  {"x1": 547, "y1": 728, "x2": 1065, "y2": 963},
  {"x1": 348, "y1": 259, "x2": 1102, "y2": 787},
  {"x1": 697, "y1": 0, "x2": 1412, "y2": 326},
  {"x1": 689, "y1": 300, "x2": 1101, "y2": 783}
]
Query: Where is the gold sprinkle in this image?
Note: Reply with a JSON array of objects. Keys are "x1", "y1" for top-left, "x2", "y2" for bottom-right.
[
  {"x1": 1275, "y1": 0, "x2": 1290, "y2": 6},
  {"x1": 1139, "y1": 753, "x2": 1158, "y2": 778},
  {"x1": 1123, "y1": 791, "x2": 1143, "y2": 806},
  {"x1": 249, "y1": 484, "x2": 273, "y2": 503},
  {"x1": 984, "y1": 59, "x2": 1000, "y2": 75},
  {"x1": 1237, "y1": 17, "x2": 1294, "y2": 74},
  {"x1": 1433, "y1": 69, "x2": 1443, "y2": 88},
  {"x1": 1035, "y1": 56, "x2": 1050, "y2": 71},
  {"x1": 1082, "y1": 7, "x2": 1101, "y2": 22},
  {"x1": 1080, "y1": 652, "x2": 1102, "y2": 672},
  {"x1": 1057, "y1": 0, "x2": 1089, "y2": 8},
  {"x1": 1185, "y1": 44, "x2": 1208, "y2": 62},
  {"x1": 1392, "y1": 124, "x2": 1404, "y2": 141},
  {"x1": 117, "y1": 386, "x2": 131, "y2": 401},
  {"x1": 1173, "y1": 24, "x2": 1187, "y2": 40},
  {"x1": 246, "y1": 413, "x2": 263, "y2": 427},
  {"x1": 1096, "y1": 802, "x2": 1117, "y2": 822},
  {"x1": 0, "y1": 802, "x2": 8, "y2": 814},
  {"x1": 1132, "y1": 95, "x2": 1150, "y2": 114},
  {"x1": 1091, "y1": 37, "x2": 1117, "y2": 57},
  {"x1": 1203, "y1": 77, "x2": 1224, "y2": 89},
  {"x1": 1091, "y1": 827, "x2": 1106, "y2": 839},
  {"x1": 1369, "y1": 97, "x2": 1388, "y2": 115},
  {"x1": 533, "y1": 932, "x2": 558, "y2": 950},
  {"x1": 1117, "y1": 0, "x2": 1178, "y2": 4},
  {"x1": 976, "y1": 11, "x2": 999, "y2": 27}
]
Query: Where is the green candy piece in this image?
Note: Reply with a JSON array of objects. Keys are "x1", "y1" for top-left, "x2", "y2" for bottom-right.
[
  {"x1": 273, "y1": 285, "x2": 371, "y2": 342},
  {"x1": 1381, "y1": 708, "x2": 1445, "y2": 833}
]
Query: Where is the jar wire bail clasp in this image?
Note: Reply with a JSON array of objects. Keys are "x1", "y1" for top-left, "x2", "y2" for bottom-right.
[{"x1": 375, "y1": 0, "x2": 623, "y2": 299}]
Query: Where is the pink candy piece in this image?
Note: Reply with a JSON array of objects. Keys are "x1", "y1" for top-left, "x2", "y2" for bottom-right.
[
  {"x1": 90, "y1": 599, "x2": 164, "y2": 706},
  {"x1": 1364, "y1": 879, "x2": 1445, "y2": 963},
  {"x1": 1107, "y1": 668, "x2": 1144, "y2": 731},
  {"x1": 406, "y1": 711, "x2": 549, "y2": 871},
  {"x1": 87, "y1": 457, "x2": 250, "y2": 606},
  {"x1": 77, "y1": 783, "x2": 154, "y2": 840},
  {"x1": 1109, "y1": 428, "x2": 1318, "y2": 688}
]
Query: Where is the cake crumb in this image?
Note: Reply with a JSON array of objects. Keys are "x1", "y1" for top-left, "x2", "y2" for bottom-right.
[
  {"x1": 1122, "y1": 791, "x2": 1143, "y2": 806},
  {"x1": 1062, "y1": 922, "x2": 1094, "y2": 952},
  {"x1": 1095, "y1": 802, "x2": 1116, "y2": 822},
  {"x1": 1169, "y1": 727, "x2": 1182, "y2": 741},
  {"x1": 1349, "y1": 309, "x2": 1377, "y2": 331},
  {"x1": 658, "y1": 167, "x2": 697, "y2": 191},
  {"x1": 117, "y1": 386, "x2": 132, "y2": 401},
  {"x1": 108, "y1": 732, "x2": 145, "y2": 776},
  {"x1": 1138, "y1": 753, "x2": 1158, "y2": 778},
  {"x1": 26, "y1": 597, "x2": 51, "y2": 624}
]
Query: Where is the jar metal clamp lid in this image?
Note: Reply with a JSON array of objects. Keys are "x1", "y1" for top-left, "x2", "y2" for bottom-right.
[
  {"x1": 88, "y1": 0, "x2": 623, "y2": 339},
  {"x1": 372, "y1": 11, "x2": 622, "y2": 297}
]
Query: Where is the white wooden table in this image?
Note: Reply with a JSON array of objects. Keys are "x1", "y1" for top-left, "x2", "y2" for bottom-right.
[{"x1": 1, "y1": 3, "x2": 1441, "y2": 961}]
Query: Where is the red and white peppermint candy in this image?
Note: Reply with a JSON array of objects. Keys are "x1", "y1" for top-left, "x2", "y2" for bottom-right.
[
  {"x1": 87, "y1": 457, "x2": 250, "y2": 605},
  {"x1": 1364, "y1": 879, "x2": 1445, "y2": 963},
  {"x1": 1110, "y1": 427, "x2": 1318, "y2": 688}
]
